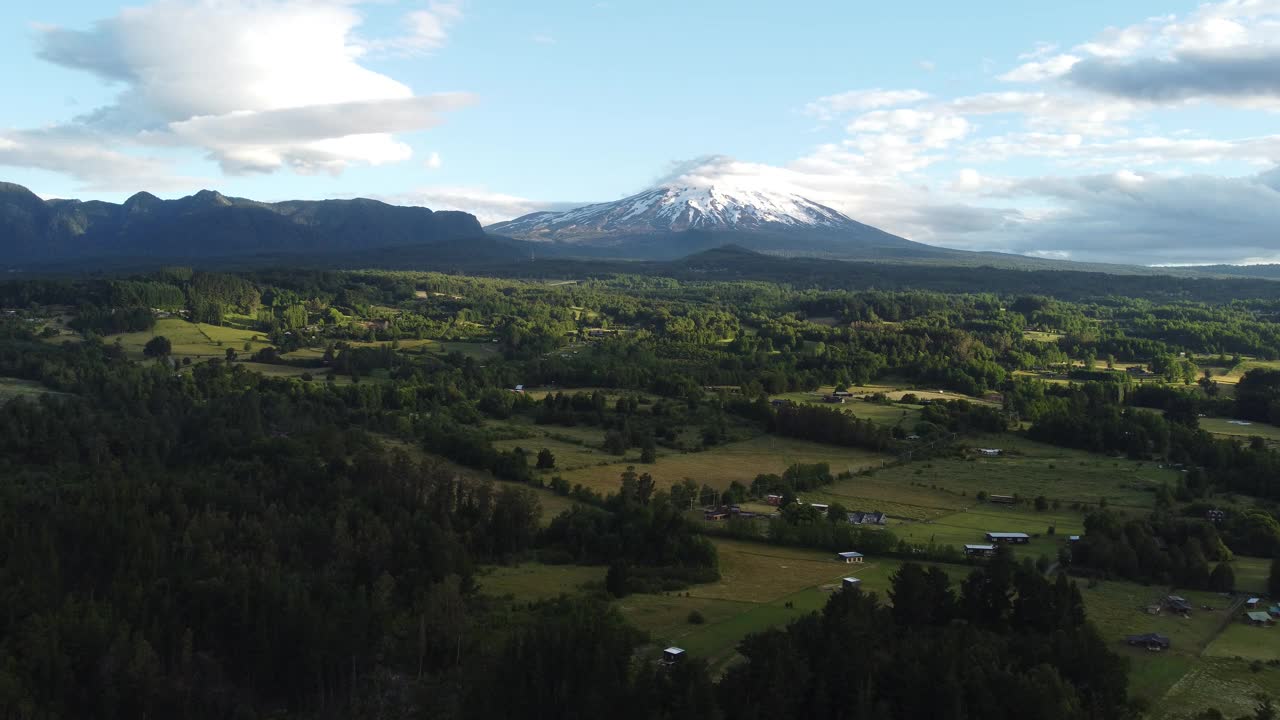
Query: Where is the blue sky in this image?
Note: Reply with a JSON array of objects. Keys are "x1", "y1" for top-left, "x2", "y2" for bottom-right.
[{"x1": 2, "y1": 0, "x2": 1279, "y2": 264}]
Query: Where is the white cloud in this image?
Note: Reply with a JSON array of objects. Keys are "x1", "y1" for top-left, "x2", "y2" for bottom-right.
[
  {"x1": 386, "y1": 187, "x2": 580, "y2": 226},
  {"x1": 999, "y1": 54, "x2": 1081, "y2": 82},
  {"x1": 425, "y1": 151, "x2": 443, "y2": 169},
  {"x1": 917, "y1": 60, "x2": 937, "y2": 72},
  {"x1": 9, "y1": 0, "x2": 470, "y2": 188},
  {"x1": 803, "y1": 89, "x2": 930, "y2": 121}
]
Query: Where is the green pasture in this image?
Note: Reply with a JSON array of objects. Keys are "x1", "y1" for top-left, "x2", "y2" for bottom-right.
[
  {"x1": 114, "y1": 318, "x2": 271, "y2": 361},
  {"x1": 1199, "y1": 417, "x2": 1280, "y2": 443},
  {"x1": 1204, "y1": 621, "x2": 1280, "y2": 662},
  {"x1": 872, "y1": 434, "x2": 1175, "y2": 509},
  {"x1": 0, "y1": 377, "x2": 62, "y2": 404},
  {"x1": 887, "y1": 505, "x2": 1083, "y2": 559},
  {"x1": 555, "y1": 435, "x2": 891, "y2": 496},
  {"x1": 479, "y1": 563, "x2": 606, "y2": 601},
  {"x1": 1231, "y1": 556, "x2": 1272, "y2": 594}
]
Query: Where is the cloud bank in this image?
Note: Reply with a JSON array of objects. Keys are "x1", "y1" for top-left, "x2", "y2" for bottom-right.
[{"x1": 1, "y1": 0, "x2": 468, "y2": 186}]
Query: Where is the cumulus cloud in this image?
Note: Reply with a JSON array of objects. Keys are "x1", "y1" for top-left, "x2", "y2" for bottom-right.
[
  {"x1": 385, "y1": 187, "x2": 581, "y2": 226},
  {"x1": 1066, "y1": 51, "x2": 1280, "y2": 103},
  {"x1": 7, "y1": 0, "x2": 470, "y2": 188},
  {"x1": 803, "y1": 89, "x2": 930, "y2": 121}
]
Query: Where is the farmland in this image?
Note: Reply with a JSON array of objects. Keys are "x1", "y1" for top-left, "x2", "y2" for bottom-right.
[
  {"x1": 865, "y1": 434, "x2": 1175, "y2": 509},
  {"x1": 554, "y1": 434, "x2": 890, "y2": 496}
]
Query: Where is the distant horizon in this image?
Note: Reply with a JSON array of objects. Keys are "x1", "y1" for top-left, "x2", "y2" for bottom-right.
[{"x1": 2, "y1": 1, "x2": 1279, "y2": 264}]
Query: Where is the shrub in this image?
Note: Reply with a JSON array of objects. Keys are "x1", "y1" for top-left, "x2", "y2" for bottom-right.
[{"x1": 687, "y1": 610, "x2": 706, "y2": 625}]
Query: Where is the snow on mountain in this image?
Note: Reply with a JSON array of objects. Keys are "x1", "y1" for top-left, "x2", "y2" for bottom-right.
[{"x1": 486, "y1": 180, "x2": 861, "y2": 241}]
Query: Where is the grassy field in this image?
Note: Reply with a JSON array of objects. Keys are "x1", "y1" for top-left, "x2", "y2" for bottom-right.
[
  {"x1": 1199, "y1": 417, "x2": 1280, "y2": 443},
  {"x1": 616, "y1": 538, "x2": 970, "y2": 674},
  {"x1": 1082, "y1": 581, "x2": 1240, "y2": 709},
  {"x1": 801, "y1": 477, "x2": 966, "y2": 521},
  {"x1": 555, "y1": 435, "x2": 891, "y2": 496},
  {"x1": 866, "y1": 434, "x2": 1174, "y2": 509},
  {"x1": 114, "y1": 318, "x2": 273, "y2": 361},
  {"x1": 1233, "y1": 556, "x2": 1272, "y2": 594},
  {"x1": 0, "y1": 377, "x2": 62, "y2": 404},
  {"x1": 888, "y1": 506, "x2": 1083, "y2": 559},
  {"x1": 1156, "y1": 657, "x2": 1280, "y2": 718},
  {"x1": 1204, "y1": 622, "x2": 1280, "y2": 662},
  {"x1": 478, "y1": 563, "x2": 605, "y2": 601}
]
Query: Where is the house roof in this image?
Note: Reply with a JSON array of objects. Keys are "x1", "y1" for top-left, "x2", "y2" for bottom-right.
[
  {"x1": 837, "y1": 551, "x2": 863, "y2": 558},
  {"x1": 986, "y1": 532, "x2": 1030, "y2": 539},
  {"x1": 664, "y1": 647, "x2": 685, "y2": 655},
  {"x1": 1248, "y1": 612, "x2": 1273, "y2": 623},
  {"x1": 1127, "y1": 633, "x2": 1170, "y2": 644},
  {"x1": 965, "y1": 544, "x2": 996, "y2": 551},
  {"x1": 842, "y1": 577, "x2": 861, "y2": 584},
  {"x1": 1248, "y1": 598, "x2": 1261, "y2": 604}
]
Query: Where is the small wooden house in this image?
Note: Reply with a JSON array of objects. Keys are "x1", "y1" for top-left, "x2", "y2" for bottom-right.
[
  {"x1": 662, "y1": 647, "x2": 686, "y2": 664},
  {"x1": 836, "y1": 551, "x2": 864, "y2": 564},
  {"x1": 842, "y1": 577, "x2": 862, "y2": 590},
  {"x1": 964, "y1": 544, "x2": 996, "y2": 558}
]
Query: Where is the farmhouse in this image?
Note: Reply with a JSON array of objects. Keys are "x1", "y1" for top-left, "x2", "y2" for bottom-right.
[
  {"x1": 847, "y1": 511, "x2": 888, "y2": 526},
  {"x1": 770, "y1": 399, "x2": 789, "y2": 407},
  {"x1": 964, "y1": 544, "x2": 996, "y2": 558},
  {"x1": 977, "y1": 448, "x2": 1003, "y2": 457},
  {"x1": 809, "y1": 503, "x2": 830, "y2": 513},
  {"x1": 1247, "y1": 611, "x2": 1275, "y2": 626},
  {"x1": 704, "y1": 508, "x2": 729, "y2": 521},
  {"x1": 1165, "y1": 595, "x2": 1193, "y2": 614},
  {"x1": 1247, "y1": 598, "x2": 1261, "y2": 610},
  {"x1": 822, "y1": 395, "x2": 846, "y2": 404},
  {"x1": 842, "y1": 577, "x2": 862, "y2": 590},
  {"x1": 765, "y1": 494, "x2": 784, "y2": 506},
  {"x1": 1125, "y1": 633, "x2": 1171, "y2": 651},
  {"x1": 988, "y1": 494, "x2": 1016, "y2": 505},
  {"x1": 662, "y1": 647, "x2": 686, "y2": 665},
  {"x1": 985, "y1": 532, "x2": 1030, "y2": 544},
  {"x1": 836, "y1": 551, "x2": 864, "y2": 564}
]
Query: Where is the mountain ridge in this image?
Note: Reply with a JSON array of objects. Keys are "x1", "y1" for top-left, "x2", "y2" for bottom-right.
[{"x1": 0, "y1": 182, "x2": 487, "y2": 264}]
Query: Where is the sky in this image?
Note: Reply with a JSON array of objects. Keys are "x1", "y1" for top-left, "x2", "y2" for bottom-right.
[{"x1": 2, "y1": 0, "x2": 1279, "y2": 265}]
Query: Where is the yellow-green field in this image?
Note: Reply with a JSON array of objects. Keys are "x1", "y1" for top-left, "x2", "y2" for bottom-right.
[
  {"x1": 479, "y1": 563, "x2": 605, "y2": 601},
  {"x1": 1215, "y1": 359, "x2": 1280, "y2": 385},
  {"x1": 801, "y1": 477, "x2": 966, "y2": 521},
  {"x1": 0, "y1": 377, "x2": 63, "y2": 403},
  {"x1": 887, "y1": 506, "x2": 1083, "y2": 559},
  {"x1": 1204, "y1": 622, "x2": 1280, "y2": 662},
  {"x1": 1232, "y1": 556, "x2": 1272, "y2": 594},
  {"x1": 114, "y1": 318, "x2": 272, "y2": 361},
  {"x1": 867, "y1": 434, "x2": 1173, "y2": 509},
  {"x1": 555, "y1": 435, "x2": 890, "y2": 496},
  {"x1": 1199, "y1": 417, "x2": 1280, "y2": 443}
]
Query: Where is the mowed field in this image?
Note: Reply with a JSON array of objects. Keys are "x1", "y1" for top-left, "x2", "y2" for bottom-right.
[
  {"x1": 869, "y1": 434, "x2": 1172, "y2": 509},
  {"x1": 115, "y1": 318, "x2": 273, "y2": 361},
  {"x1": 555, "y1": 435, "x2": 891, "y2": 496},
  {"x1": 1198, "y1": 417, "x2": 1280, "y2": 444}
]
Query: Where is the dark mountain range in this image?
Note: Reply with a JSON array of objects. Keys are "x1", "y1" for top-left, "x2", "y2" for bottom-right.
[{"x1": 0, "y1": 182, "x2": 488, "y2": 265}]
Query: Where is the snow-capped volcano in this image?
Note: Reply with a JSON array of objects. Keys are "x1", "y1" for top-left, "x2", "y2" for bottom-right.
[{"x1": 486, "y1": 182, "x2": 862, "y2": 241}]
